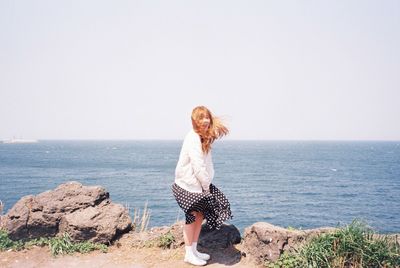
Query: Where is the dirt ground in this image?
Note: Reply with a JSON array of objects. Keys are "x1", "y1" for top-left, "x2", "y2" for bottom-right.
[{"x1": 0, "y1": 242, "x2": 259, "y2": 268}]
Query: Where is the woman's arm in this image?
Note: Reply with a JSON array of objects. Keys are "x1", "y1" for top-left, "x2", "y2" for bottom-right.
[{"x1": 188, "y1": 134, "x2": 211, "y2": 192}]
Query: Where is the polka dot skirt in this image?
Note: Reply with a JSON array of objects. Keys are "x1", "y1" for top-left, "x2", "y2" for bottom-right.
[{"x1": 172, "y1": 183, "x2": 233, "y2": 230}]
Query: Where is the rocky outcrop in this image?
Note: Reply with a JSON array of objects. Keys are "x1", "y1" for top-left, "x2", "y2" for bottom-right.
[
  {"x1": 242, "y1": 222, "x2": 335, "y2": 264},
  {"x1": 199, "y1": 223, "x2": 241, "y2": 249},
  {"x1": 59, "y1": 202, "x2": 132, "y2": 243},
  {"x1": 1, "y1": 182, "x2": 132, "y2": 244},
  {"x1": 118, "y1": 221, "x2": 241, "y2": 250},
  {"x1": 117, "y1": 221, "x2": 184, "y2": 249}
]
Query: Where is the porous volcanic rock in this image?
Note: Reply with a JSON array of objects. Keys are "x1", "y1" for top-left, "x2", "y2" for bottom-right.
[
  {"x1": 1, "y1": 181, "x2": 132, "y2": 244},
  {"x1": 242, "y1": 222, "x2": 335, "y2": 264}
]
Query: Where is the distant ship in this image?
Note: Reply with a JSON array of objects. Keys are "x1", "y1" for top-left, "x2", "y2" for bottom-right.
[{"x1": 2, "y1": 138, "x2": 39, "y2": 144}]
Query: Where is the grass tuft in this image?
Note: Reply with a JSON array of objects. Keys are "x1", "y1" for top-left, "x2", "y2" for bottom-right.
[
  {"x1": 0, "y1": 229, "x2": 24, "y2": 251},
  {"x1": 266, "y1": 220, "x2": 400, "y2": 268},
  {"x1": 0, "y1": 230, "x2": 107, "y2": 256},
  {"x1": 143, "y1": 231, "x2": 175, "y2": 249},
  {"x1": 49, "y1": 233, "x2": 107, "y2": 256},
  {"x1": 131, "y1": 202, "x2": 151, "y2": 233},
  {"x1": 0, "y1": 200, "x2": 3, "y2": 215},
  {"x1": 157, "y1": 231, "x2": 175, "y2": 249}
]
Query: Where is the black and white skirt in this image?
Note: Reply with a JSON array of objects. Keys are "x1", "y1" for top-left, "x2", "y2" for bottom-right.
[{"x1": 172, "y1": 183, "x2": 232, "y2": 230}]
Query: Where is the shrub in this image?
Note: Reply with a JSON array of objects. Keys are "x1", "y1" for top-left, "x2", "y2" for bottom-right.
[
  {"x1": 49, "y1": 233, "x2": 107, "y2": 256},
  {"x1": 267, "y1": 220, "x2": 400, "y2": 268},
  {"x1": 0, "y1": 229, "x2": 24, "y2": 251},
  {"x1": 157, "y1": 231, "x2": 175, "y2": 249}
]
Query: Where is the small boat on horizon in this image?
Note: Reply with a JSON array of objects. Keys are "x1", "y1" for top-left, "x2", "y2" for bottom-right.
[{"x1": 2, "y1": 138, "x2": 39, "y2": 144}]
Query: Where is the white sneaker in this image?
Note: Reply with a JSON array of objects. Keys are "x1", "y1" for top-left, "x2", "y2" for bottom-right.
[
  {"x1": 184, "y1": 252, "x2": 207, "y2": 266},
  {"x1": 194, "y1": 251, "x2": 210, "y2": 261},
  {"x1": 192, "y1": 242, "x2": 210, "y2": 261}
]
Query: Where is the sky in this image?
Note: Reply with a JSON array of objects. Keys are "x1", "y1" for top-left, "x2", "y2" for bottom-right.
[{"x1": 0, "y1": 0, "x2": 399, "y2": 140}]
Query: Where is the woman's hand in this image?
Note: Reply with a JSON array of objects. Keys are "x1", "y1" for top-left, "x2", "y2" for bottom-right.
[{"x1": 203, "y1": 187, "x2": 211, "y2": 195}]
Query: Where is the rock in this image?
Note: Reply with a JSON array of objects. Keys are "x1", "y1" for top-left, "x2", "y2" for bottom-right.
[
  {"x1": 199, "y1": 224, "x2": 241, "y2": 249},
  {"x1": 242, "y1": 222, "x2": 335, "y2": 264},
  {"x1": 117, "y1": 221, "x2": 185, "y2": 249},
  {"x1": 119, "y1": 221, "x2": 241, "y2": 250},
  {"x1": 59, "y1": 203, "x2": 131, "y2": 243},
  {"x1": 168, "y1": 222, "x2": 241, "y2": 249},
  {"x1": 3, "y1": 195, "x2": 36, "y2": 239},
  {"x1": 2, "y1": 181, "x2": 132, "y2": 243}
]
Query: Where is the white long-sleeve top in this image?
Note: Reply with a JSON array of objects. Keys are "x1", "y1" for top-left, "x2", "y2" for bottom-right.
[{"x1": 175, "y1": 129, "x2": 214, "y2": 193}]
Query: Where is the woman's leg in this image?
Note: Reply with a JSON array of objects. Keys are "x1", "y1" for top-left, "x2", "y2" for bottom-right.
[
  {"x1": 183, "y1": 211, "x2": 203, "y2": 245},
  {"x1": 192, "y1": 211, "x2": 204, "y2": 243},
  {"x1": 183, "y1": 221, "x2": 196, "y2": 246},
  {"x1": 183, "y1": 212, "x2": 207, "y2": 265},
  {"x1": 191, "y1": 211, "x2": 210, "y2": 261}
]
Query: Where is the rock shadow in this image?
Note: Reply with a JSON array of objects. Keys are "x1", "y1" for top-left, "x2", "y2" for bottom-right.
[
  {"x1": 198, "y1": 223, "x2": 242, "y2": 266},
  {"x1": 201, "y1": 244, "x2": 243, "y2": 266}
]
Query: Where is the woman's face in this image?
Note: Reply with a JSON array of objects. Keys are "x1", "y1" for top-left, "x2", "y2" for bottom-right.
[{"x1": 198, "y1": 113, "x2": 211, "y2": 131}]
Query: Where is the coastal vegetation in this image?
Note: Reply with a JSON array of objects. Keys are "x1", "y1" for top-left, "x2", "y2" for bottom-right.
[
  {"x1": 2, "y1": 195, "x2": 399, "y2": 266},
  {"x1": 2, "y1": 218, "x2": 399, "y2": 266},
  {"x1": 0, "y1": 229, "x2": 107, "y2": 256},
  {"x1": 129, "y1": 201, "x2": 151, "y2": 233},
  {"x1": 142, "y1": 230, "x2": 176, "y2": 249},
  {"x1": 122, "y1": 203, "x2": 176, "y2": 249},
  {"x1": 156, "y1": 231, "x2": 175, "y2": 249},
  {"x1": 0, "y1": 200, "x2": 152, "y2": 256},
  {"x1": 1, "y1": 198, "x2": 106, "y2": 255},
  {"x1": 266, "y1": 220, "x2": 400, "y2": 268}
]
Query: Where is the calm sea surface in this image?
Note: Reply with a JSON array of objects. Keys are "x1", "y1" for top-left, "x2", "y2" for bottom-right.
[{"x1": 0, "y1": 140, "x2": 399, "y2": 233}]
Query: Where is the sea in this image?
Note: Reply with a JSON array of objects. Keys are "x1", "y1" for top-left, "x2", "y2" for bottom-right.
[{"x1": 0, "y1": 140, "x2": 399, "y2": 234}]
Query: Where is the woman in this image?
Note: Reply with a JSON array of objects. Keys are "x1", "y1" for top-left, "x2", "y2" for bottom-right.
[{"x1": 172, "y1": 106, "x2": 232, "y2": 266}]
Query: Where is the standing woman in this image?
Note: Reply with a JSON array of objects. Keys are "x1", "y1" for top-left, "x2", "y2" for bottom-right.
[{"x1": 172, "y1": 106, "x2": 232, "y2": 266}]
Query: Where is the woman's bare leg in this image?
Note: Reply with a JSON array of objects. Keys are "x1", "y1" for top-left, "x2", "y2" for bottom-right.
[
  {"x1": 184, "y1": 211, "x2": 204, "y2": 245},
  {"x1": 183, "y1": 221, "x2": 196, "y2": 246},
  {"x1": 183, "y1": 212, "x2": 207, "y2": 265},
  {"x1": 192, "y1": 211, "x2": 204, "y2": 243},
  {"x1": 191, "y1": 211, "x2": 210, "y2": 261}
]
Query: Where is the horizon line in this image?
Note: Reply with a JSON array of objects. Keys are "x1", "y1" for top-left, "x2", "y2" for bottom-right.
[{"x1": 2, "y1": 138, "x2": 400, "y2": 142}]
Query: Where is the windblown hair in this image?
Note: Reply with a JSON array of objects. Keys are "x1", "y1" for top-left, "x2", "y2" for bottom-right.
[{"x1": 191, "y1": 106, "x2": 229, "y2": 154}]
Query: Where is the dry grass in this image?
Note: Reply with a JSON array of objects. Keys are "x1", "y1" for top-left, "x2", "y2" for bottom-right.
[
  {"x1": 0, "y1": 200, "x2": 4, "y2": 229},
  {"x1": 126, "y1": 201, "x2": 151, "y2": 233}
]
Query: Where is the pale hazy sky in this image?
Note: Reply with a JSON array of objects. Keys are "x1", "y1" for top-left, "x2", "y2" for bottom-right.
[{"x1": 1, "y1": 0, "x2": 399, "y2": 140}]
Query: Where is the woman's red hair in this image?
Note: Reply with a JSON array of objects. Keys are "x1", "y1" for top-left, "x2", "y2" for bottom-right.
[{"x1": 191, "y1": 106, "x2": 229, "y2": 154}]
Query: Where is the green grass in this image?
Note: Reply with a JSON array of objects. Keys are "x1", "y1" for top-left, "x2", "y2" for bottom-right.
[
  {"x1": 143, "y1": 231, "x2": 175, "y2": 249},
  {"x1": 0, "y1": 229, "x2": 107, "y2": 256},
  {"x1": 0, "y1": 229, "x2": 25, "y2": 251},
  {"x1": 266, "y1": 220, "x2": 400, "y2": 268},
  {"x1": 48, "y1": 233, "x2": 107, "y2": 256},
  {"x1": 157, "y1": 231, "x2": 175, "y2": 249},
  {"x1": 287, "y1": 226, "x2": 302, "y2": 231}
]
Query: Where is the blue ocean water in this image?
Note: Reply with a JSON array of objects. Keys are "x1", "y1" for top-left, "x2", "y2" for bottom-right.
[{"x1": 0, "y1": 140, "x2": 399, "y2": 234}]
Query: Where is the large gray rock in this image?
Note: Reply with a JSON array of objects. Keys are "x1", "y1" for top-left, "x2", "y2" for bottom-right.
[
  {"x1": 59, "y1": 202, "x2": 131, "y2": 243},
  {"x1": 242, "y1": 222, "x2": 335, "y2": 264},
  {"x1": 198, "y1": 223, "x2": 241, "y2": 249},
  {"x1": 1, "y1": 181, "x2": 132, "y2": 243}
]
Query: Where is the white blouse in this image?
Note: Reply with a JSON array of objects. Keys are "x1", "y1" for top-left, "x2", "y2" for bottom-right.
[{"x1": 175, "y1": 129, "x2": 214, "y2": 193}]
